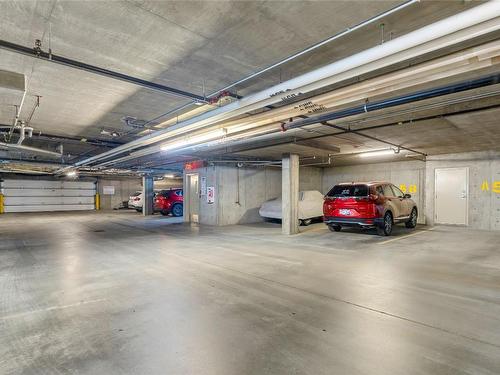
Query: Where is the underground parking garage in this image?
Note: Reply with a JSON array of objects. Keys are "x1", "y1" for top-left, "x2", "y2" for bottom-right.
[{"x1": 1, "y1": 1, "x2": 500, "y2": 374}]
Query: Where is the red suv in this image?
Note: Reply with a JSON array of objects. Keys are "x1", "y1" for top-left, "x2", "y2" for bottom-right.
[
  {"x1": 323, "y1": 182, "x2": 418, "y2": 236},
  {"x1": 154, "y1": 189, "x2": 184, "y2": 217}
]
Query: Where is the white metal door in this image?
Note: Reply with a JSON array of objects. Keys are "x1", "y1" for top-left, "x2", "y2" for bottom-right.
[
  {"x1": 0, "y1": 179, "x2": 96, "y2": 212},
  {"x1": 435, "y1": 168, "x2": 468, "y2": 225},
  {"x1": 188, "y1": 174, "x2": 199, "y2": 223}
]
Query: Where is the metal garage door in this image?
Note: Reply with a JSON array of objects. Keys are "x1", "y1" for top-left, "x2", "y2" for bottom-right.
[{"x1": 0, "y1": 179, "x2": 96, "y2": 212}]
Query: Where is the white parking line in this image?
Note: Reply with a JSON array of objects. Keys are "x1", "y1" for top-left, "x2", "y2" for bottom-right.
[
  {"x1": 377, "y1": 227, "x2": 435, "y2": 245},
  {"x1": 0, "y1": 298, "x2": 107, "y2": 321}
]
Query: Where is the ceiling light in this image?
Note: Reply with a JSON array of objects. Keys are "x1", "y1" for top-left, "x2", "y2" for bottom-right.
[
  {"x1": 160, "y1": 128, "x2": 226, "y2": 152},
  {"x1": 66, "y1": 170, "x2": 77, "y2": 177},
  {"x1": 359, "y1": 149, "x2": 395, "y2": 158},
  {"x1": 164, "y1": 174, "x2": 175, "y2": 178}
]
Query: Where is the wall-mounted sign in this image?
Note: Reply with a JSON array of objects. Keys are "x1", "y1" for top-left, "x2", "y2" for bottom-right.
[
  {"x1": 207, "y1": 186, "x2": 215, "y2": 204},
  {"x1": 481, "y1": 180, "x2": 500, "y2": 193},
  {"x1": 200, "y1": 176, "x2": 207, "y2": 196},
  {"x1": 399, "y1": 184, "x2": 417, "y2": 194},
  {"x1": 102, "y1": 186, "x2": 115, "y2": 195}
]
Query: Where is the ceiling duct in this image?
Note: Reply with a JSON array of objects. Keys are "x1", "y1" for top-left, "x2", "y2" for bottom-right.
[
  {"x1": 0, "y1": 40, "x2": 208, "y2": 103},
  {"x1": 0, "y1": 142, "x2": 63, "y2": 158},
  {"x1": 68, "y1": 1, "x2": 500, "y2": 169},
  {"x1": 283, "y1": 74, "x2": 500, "y2": 131},
  {"x1": 0, "y1": 70, "x2": 62, "y2": 158},
  {"x1": 0, "y1": 69, "x2": 26, "y2": 141},
  {"x1": 89, "y1": 40, "x2": 500, "y2": 168}
]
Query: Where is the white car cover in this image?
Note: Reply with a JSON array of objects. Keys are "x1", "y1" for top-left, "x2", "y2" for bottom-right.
[
  {"x1": 259, "y1": 190, "x2": 324, "y2": 220},
  {"x1": 128, "y1": 191, "x2": 142, "y2": 208}
]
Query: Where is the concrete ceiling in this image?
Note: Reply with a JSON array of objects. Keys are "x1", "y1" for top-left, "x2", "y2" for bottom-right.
[
  {"x1": 230, "y1": 88, "x2": 500, "y2": 165},
  {"x1": 0, "y1": 0, "x2": 498, "y2": 173},
  {"x1": 0, "y1": 0, "x2": 400, "y2": 140}
]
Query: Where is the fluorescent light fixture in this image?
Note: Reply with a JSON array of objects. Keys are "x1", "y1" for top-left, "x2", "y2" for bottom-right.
[
  {"x1": 164, "y1": 174, "x2": 175, "y2": 178},
  {"x1": 160, "y1": 128, "x2": 226, "y2": 152},
  {"x1": 359, "y1": 149, "x2": 395, "y2": 158},
  {"x1": 66, "y1": 170, "x2": 77, "y2": 177}
]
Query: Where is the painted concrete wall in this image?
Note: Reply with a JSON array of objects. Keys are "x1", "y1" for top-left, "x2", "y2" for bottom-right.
[
  {"x1": 322, "y1": 151, "x2": 500, "y2": 230},
  {"x1": 185, "y1": 165, "x2": 323, "y2": 226},
  {"x1": 425, "y1": 151, "x2": 500, "y2": 230},
  {"x1": 217, "y1": 166, "x2": 282, "y2": 225},
  {"x1": 97, "y1": 178, "x2": 142, "y2": 211},
  {"x1": 322, "y1": 160, "x2": 426, "y2": 223},
  {"x1": 300, "y1": 166, "x2": 323, "y2": 192},
  {"x1": 187, "y1": 151, "x2": 500, "y2": 230}
]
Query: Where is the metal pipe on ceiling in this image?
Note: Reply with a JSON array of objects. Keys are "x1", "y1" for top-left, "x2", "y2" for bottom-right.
[
  {"x1": 16, "y1": 123, "x2": 26, "y2": 145},
  {"x1": 133, "y1": 41, "x2": 500, "y2": 164},
  {"x1": 0, "y1": 120, "x2": 65, "y2": 158},
  {"x1": 6, "y1": 83, "x2": 26, "y2": 142},
  {"x1": 0, "y1": 157, "x2": 68, "y2": 166},
  {"x1": 214, "y1": 41, "x2": 500, "y2": 134},
  {"x1": 321, "y1": 121, "x2": 426, "y2": 156},
  {"x1": 284, "y1": 74, "x2": 500, "y2": 131},
  {"x1": 206, "y1": 0, "x2": 420, "y2": 97},
  {"x1": 0, "y1": 142, "x2": 63, "y2": 158},
  {"x1": 136, "y1": 0, "x2": 420, "y2": 127},
  {"x1": 65, "y1": 1, "x2": 500, "y2": 168},
  {"x1": 0, "y1": 168, "x2": 51, "y2": 175},
  {"x1": 92, "y1": 74, "x2": 500, "y2": 168},
  {"x1": 0, "y1": 39, "x2": 208, "y2": 103},
  {"x1": 140, "y1": 96, "x2": 500, "y2": 170},
  {"x1": 0, "y1": 126, "x2": 124, "y2": 148},
  {"x1": 216, "y1": 100, "x2": 500, "y2": 156}
]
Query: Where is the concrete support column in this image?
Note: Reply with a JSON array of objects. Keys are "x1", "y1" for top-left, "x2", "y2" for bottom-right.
[
  {"x1": 282, "y1": 153, "x2": 299, "y2": 235},
  {"x1": 142, "y1": 176, "x2": 154, "y2": 216}
]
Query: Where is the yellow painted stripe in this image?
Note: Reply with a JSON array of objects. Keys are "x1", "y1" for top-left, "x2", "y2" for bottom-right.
[{"x1": 0, "y1": 194, "x2": 4, "y2": 214}]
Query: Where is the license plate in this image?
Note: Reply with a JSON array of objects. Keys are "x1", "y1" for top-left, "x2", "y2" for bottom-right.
[{"x1": 339, "y1": 209, "x2": 351, "y2": 216}]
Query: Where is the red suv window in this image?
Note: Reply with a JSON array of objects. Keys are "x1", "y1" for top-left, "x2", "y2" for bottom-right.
[{"x1": 326, "y1": 184, "x2": 368, "y2": 197}]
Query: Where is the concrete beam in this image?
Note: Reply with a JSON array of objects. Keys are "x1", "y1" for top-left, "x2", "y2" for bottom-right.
[
  {"x1": 296, "y1": 139, "x2": 340, "y2": 153},
  {"x1": 282, "y1": 153, "x2": 299, "y2": 235},
  {"x1": 142, "y1": 176, "x2": 154, "y2": 216}
]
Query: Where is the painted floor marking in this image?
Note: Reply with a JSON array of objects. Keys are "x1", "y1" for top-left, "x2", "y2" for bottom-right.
[
  {"x1": 377, "y1": 227, "x2": 435, "y2": 245},
  {"x1": 0, "y1": 298, "x2": 107, "y2": 321}
]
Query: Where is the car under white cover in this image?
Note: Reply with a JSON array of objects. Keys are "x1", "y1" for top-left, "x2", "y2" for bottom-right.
[{"x1": 259, "y1": 190, "x2": 324, "y2": 225}]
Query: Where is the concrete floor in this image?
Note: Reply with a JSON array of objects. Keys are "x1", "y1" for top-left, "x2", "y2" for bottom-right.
[{"x1": 1, "y1": 211, "x2": 499, "y2": 375}]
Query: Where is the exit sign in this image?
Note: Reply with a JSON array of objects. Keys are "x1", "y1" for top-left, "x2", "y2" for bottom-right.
[{"x1": 184, "y1": 160, "x2": 205, "y2": 170}]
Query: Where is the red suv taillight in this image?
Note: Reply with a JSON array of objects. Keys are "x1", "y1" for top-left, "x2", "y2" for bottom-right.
[
  {"x1": 354, "y1": 194, "x2": 378, "y2": 203},
  {"x1": 323, "y1": 194, "x2": 380, "y2": 218}
]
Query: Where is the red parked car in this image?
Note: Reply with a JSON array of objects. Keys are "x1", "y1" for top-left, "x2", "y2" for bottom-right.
[
  {"x1": 323, "y1": 182, "x2": 418, "y2": 236},
  {"x1": 154, "y1": 189, "x2": 184, "y2": 217}
]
